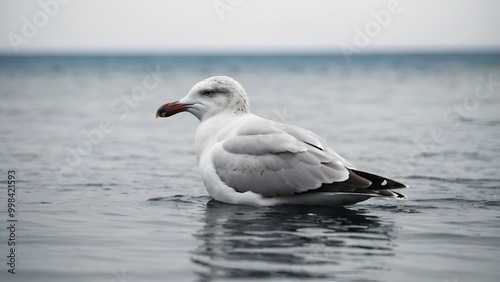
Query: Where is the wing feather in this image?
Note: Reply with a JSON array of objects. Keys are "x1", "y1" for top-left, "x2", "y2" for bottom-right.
[
  {"x1": 212, "y1": 121, "x2": 351, "y2": 197},
  {"x1": 210, "y1": 117, "x2": 407, "y2": 199}
]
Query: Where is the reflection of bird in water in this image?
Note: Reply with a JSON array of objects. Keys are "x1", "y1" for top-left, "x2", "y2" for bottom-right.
[{"x1": 191, "y1": 200, "x2": 396, "y2": 281}]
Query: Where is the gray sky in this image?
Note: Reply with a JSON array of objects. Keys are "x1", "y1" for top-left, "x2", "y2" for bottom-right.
[{"x1": 1, "y1": 0, "x2": 499, "y2": 54}]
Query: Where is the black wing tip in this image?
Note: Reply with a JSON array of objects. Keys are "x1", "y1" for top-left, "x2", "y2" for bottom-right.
[
  {"x1": 393, "y1": 191, "x2": 408, "y2": 199},
  {"x1": 391, "y1": 182, "x2": 410, "y2": 189},
  {"x1": 351, "y1": 169, "x2": 409, "y2": 190}
]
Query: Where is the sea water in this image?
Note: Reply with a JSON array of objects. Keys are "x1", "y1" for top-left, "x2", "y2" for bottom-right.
[{"x1": 0, "y1": 54, "x2": 499, "y2": 281}]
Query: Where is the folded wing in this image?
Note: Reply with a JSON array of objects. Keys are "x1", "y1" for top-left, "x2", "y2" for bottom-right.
[{"x1": 212, "y1": 119, "x2": 407, "y2": 198}]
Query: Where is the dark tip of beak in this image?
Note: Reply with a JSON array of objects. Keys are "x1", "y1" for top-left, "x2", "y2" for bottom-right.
[
  {"x1": 156, "y1": 100, "x2": 191, "y2": 119},
  {"x1": 156, "y1": 107, "x2": 168, "y2": 119}
]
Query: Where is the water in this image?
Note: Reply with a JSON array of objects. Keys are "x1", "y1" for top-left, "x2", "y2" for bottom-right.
[{"x1": 0, "y1": 54, "x2": 499, "y2": 282}]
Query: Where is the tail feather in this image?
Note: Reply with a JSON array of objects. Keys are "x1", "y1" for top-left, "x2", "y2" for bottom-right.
[
  {"x1": 300, "y1": 169, "x2": 408, "y2": 199},
  {"x1": 351, "y1": 169, "x2": 408, "y2": 190}
]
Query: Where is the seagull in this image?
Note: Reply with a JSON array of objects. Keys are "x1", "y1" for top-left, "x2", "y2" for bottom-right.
[{"x1": 156, "y1": 76, "x2": 408, "y2": 206}]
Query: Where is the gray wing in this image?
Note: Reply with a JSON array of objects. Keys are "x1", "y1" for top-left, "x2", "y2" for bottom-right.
[
  {"x1": 211, "y1": 119, "x2": 374, "y2": 197},
  {"x1": 281, "y1": 123, "x2": 408, "y2": 197}
]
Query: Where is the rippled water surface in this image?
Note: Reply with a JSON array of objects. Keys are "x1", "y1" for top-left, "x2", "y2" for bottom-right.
[{"x1": 1, "y1": 54, "x2": 499, "y2": 281}]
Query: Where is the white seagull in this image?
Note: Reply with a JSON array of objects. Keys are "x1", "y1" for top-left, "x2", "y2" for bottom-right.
[{"x1": 156, "y1": 76, "x2": 408, "y2": 206}]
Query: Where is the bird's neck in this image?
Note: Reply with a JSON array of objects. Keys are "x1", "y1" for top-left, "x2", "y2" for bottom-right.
[{"x1": 194, "y1": 113, "x2": 251, "y2": 162}]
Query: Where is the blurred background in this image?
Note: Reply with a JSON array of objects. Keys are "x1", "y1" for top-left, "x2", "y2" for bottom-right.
[
  {"x1": 1, "y1": 1, "x2": 499, "y2": 282},
  {"x1": 1, "y1": 0, "x2": 499, "y2": 54}
]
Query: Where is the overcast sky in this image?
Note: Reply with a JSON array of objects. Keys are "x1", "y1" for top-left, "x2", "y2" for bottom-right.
[{"x1": 1, "y1": 0, "x2": 499, "y2": 54}]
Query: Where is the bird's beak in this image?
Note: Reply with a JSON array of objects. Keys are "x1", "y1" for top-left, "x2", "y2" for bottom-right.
[{"x1": 156, "y1": 100, "x2": 191, "y2": 118}]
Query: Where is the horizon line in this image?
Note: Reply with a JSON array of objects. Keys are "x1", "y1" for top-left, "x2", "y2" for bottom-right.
[{"x1": 1, "y1": 49, "x2": 500, "y2": 57}]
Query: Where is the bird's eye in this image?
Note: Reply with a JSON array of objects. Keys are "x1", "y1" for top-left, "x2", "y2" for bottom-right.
[{"x1": 203, "y1": 89, "x2": 215, "y2": 96}]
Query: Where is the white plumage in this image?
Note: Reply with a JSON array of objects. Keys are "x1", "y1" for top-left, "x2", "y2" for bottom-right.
[{"x1": 156, "y1": 76, "x2": 408, "y2": 206}]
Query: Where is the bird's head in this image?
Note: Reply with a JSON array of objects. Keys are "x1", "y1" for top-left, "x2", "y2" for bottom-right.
[{"x1": 156, "y1": 76, "x2": 250, "y2": 121}]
